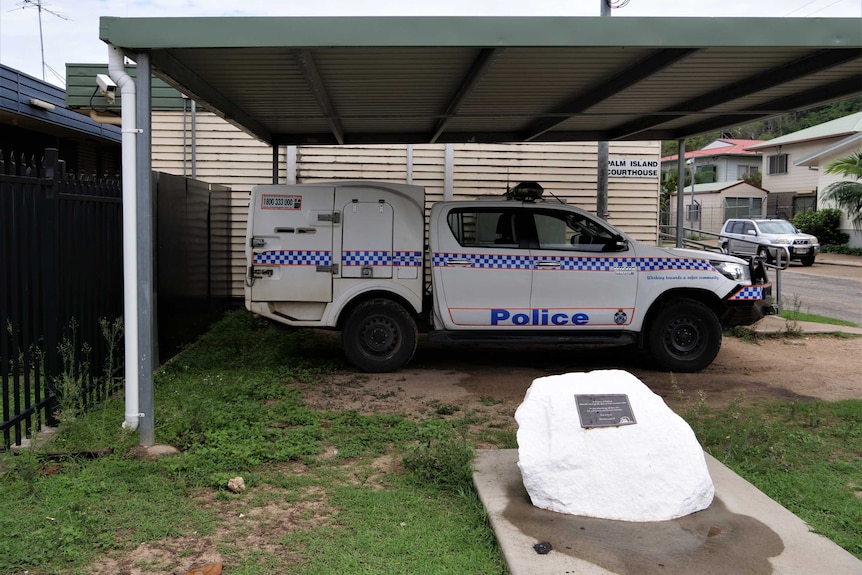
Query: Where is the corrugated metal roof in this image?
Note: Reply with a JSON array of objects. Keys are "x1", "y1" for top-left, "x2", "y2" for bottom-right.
[
  {"x1": 669, "y1": 181, "x2": 766, "y2": 195},
  {"x1": 661, "y1": 140, "x2": 764, "y2": 162},
  {"x1": 0, "y1": 63, "x2": 121, "y2": 143},
  {"x1": 95, "y1": 16, "x2": 862, "y2": 146},
  {"x1": 746, "y1": 110, "x2": 862, "y2": 150},
  {"x1": 795, "y1": 131, "x2": 862, "y2": 166}
]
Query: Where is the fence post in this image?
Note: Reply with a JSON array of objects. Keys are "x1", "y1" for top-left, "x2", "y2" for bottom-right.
[{"x1": 41, "y1": 148, "x2": 61, "y2": 424}]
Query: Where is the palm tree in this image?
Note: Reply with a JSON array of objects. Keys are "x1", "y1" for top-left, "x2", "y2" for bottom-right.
[{"x1": 822, "y1": 151, "x2": 862, "y2": 232}]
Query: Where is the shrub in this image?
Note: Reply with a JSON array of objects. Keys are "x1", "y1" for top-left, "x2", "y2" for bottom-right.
[{"x1": 792, "y1": 209, "x2": 849, "y2": 246}]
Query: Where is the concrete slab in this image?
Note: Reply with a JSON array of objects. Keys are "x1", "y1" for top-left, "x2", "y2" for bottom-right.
[{"x1": 473, "y1": 449, "x2": 862, "y2": 575}]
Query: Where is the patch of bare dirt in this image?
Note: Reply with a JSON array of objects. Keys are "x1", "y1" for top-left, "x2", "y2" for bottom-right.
[{"x1": 304, "y1": 334, "x2": 862, "y2": 418}]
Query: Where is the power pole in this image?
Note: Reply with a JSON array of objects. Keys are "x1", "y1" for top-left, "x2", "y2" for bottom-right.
[{"x1": 596, "y1": 0, "x2": 611, "y2": 220}]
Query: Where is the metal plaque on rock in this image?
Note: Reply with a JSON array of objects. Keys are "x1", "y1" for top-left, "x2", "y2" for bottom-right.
[{"x1": 575, "y1": 394, "x2": 637, "y2": 428}]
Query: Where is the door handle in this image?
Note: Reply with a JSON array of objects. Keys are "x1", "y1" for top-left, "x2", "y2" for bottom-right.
[
  {"x1": 535, "y1": 261, "x2": 561, "y2": 268},
  {"x1": 446, "y1": 259, "x2": 472, "y2": 266}
]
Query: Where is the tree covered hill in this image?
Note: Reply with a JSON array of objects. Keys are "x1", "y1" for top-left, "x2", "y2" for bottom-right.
[{"x1": 661, "y1": 96, "x2": 862, "y2": 157}]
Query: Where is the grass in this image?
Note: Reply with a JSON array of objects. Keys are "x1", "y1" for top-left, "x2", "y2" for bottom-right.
[
  {"x1": 681, "y1": 395, "x2": 862, "y2": 559},
  {"x1": 780, "y1": 309, "x2": 859, "y2": 327},
  {"x1": 1, "y1": 310, "x2": 859, "y2": 573}
]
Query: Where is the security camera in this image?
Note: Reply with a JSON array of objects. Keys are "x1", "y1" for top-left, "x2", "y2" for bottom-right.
[{"x1": 96, "y1": 74, "x2": 117, "y2": 104}]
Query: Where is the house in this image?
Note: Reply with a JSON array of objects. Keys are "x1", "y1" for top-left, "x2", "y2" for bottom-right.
[
  {"x1": 746, "y1": 111, "x2": 862, "y2": 222},
  {"x1": 661, "y1": 139, "x2": 763, "y2": 184},
  {"x1": 668, "y1": 181, "x2": 768, "y2": 237},
  {"x1": 795, "y1": 128, "x2": 862, "y2": 247},
  {"x1": 0, "y1": 63, "x2": 120, "y2": 173}
]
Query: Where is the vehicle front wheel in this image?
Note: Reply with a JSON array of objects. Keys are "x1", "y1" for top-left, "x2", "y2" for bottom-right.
[
  {"x1": 342, "y1": 298, "x2": 417, "y2": 373},
  {"x1": 647, "y1": 299, "x2": 722, "y2": 373},
  {"x1": 800, "y1": 256, "x2": 815, "y2": 266},
  {"x1": 757, "y1": 246, "x2": 774, "y2": 263}
]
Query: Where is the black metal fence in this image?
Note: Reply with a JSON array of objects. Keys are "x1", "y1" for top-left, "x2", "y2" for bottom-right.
[
  {"x1": 1, "y1": 148, "x2": 123, "y2": 449},
  {"x1": 1, "y1": 149, "x2": 234, "y2": 450}
]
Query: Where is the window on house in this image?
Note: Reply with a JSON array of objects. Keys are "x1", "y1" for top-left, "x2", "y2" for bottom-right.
[
  {"x1": 767, "y1": 154, "x2": 788, "y2": 175},
  {"x1": 696, "y1": 164, "x2": 716, "y2": 183},
  {"x1": 793, "y1": 195, "x2": 816, "y2": 216},
  {"x1": 724, "y1": 197, "x2": 763, "y2": 220},
  {"x1": 737, "y1": 165, "x2": 760, "y2": 179}
]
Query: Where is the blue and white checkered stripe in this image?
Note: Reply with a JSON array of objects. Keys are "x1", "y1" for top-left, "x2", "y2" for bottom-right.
[
  {"x1": 433, "y1": 253, "x2": 716, "y2": 272},
  {"x1": 343, "y1": 251, "x2": 391, "y2": 266},
  {"x1": 393, "y1": 251, "x2": 423, "y2": 267},
  {"x1": 729, "y1": 286, "x2": 763, "y2": 301},
  {"x1": 253, "y1": 250, "x2": 331, "y2": 266},
  {"x1": 342, "y1": 250, "x2": 424, "y2": 267},
  {"x1": 433, "y1": 253, "x2": 533, "y2": 269},
  {"x1": 533, "y1": 256, "x2": 640, "y2": 271}
]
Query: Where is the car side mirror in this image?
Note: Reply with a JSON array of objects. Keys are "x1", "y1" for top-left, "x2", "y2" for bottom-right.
[
  {"x1": 606, "y1": 235, "x2": 628, "y2": 252},
  {"x1": 746, "y1": 230, "x2": 757, "y2": 236}
]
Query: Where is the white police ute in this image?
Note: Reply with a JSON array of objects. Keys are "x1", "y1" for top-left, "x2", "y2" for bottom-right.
[{"x1": 246, "y1": 181, "x2": 773, "y2": 373}]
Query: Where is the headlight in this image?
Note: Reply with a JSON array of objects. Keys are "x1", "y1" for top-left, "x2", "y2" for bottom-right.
[
  {"x1": 711, "y1": 260, "x2": 751, "y2": 282},
  {"x1": 771, "y1": 238, "x2": 791, "y2": 245}
]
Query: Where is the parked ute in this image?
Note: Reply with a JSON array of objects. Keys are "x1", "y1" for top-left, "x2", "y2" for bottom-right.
[
  {"x1": 245, "y1": 181, "x2": 774, "y2": 373},
  {"x1": 719, "y1": 218, "x2": 819, "y2": 266}
]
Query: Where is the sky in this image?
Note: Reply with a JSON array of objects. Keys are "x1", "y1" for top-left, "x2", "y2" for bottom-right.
[{"x1": 0, "y1": 0, "x2": 860, "y2": 87}]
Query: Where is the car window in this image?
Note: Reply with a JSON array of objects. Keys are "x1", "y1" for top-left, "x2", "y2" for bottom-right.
[
  {"x1": 727, "y1": 221, "x2": 740, "y2": 234},
  {"x1": 446, "y1": 208, "x2": 520, "y2": 248},
  {"x1": 742, "y1": 222, "x2": 756, "y2": 234},
  {"x1": 532, "y1": 210, "x2": 621, "y2": 252},
  {"x1": 757, "y1": 220, "x2": 796, "y2": 234}
]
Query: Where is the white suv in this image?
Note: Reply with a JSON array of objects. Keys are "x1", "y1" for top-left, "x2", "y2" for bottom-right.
[{"x1": 719, "y1": 218, "x2": 819, "y2": 266}]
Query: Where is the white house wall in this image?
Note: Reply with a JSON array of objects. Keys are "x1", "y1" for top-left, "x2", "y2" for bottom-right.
[
  {"x1": 809, "y1": 147, "x2": 862, "y2": 247},
  {"x1": 758, "y1": 140, "x2": 824, "y2": 195},
  {"x1": 151, "y1": 110, "x2": 660, "y2": 297},
  {"x1": 669, "y1": 184, "x2": 767, "y2": 237}
]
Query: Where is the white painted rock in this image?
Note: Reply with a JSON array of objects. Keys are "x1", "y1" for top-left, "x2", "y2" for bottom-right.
[{"x1": 515, "y1": 370, "x2": 714, "y2": 522}]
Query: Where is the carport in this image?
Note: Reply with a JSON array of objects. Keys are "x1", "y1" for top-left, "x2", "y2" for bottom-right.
[{"x1": 95, "y1": 15, "x2": 862, "y2": 445}]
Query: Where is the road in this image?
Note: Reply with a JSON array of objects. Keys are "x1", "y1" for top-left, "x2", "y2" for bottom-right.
[{"x1": 776, "y1": 263, "x2": 862, "y2": 324}]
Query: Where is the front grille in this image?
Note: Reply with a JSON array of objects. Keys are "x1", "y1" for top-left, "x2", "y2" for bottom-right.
[{"x1": 793, "y1": 239, "x2": 808, "y2": 245}]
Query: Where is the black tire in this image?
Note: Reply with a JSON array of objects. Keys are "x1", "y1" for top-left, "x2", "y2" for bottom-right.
[
  {"x1": 719, "y1": 242, "x2": 730, "y2": 255},
  {"x1": 800, "y1": 256, "x2": 815, "y2": 266},
  {"x1": 342, "y1": 298, "x2": 417, "y2": 373},
  {"x1": 647, "y1": 299, "x2": 722, "y2": 373}
]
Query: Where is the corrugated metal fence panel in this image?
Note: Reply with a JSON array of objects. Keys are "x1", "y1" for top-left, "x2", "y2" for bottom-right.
[{"x1": 153, "y1": 172, "x2": 233, "y2": 358}]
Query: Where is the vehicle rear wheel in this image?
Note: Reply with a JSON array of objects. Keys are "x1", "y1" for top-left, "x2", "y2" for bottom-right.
[
  {"x1": 647, "y1": 299, "x2": 722, "y2": 373},
  {"x1": 342, "y1": 298, "x2": 417, "y2": 373},
  {"x1": 800, "y1": 255, "x2": 815, "y2": 266}
]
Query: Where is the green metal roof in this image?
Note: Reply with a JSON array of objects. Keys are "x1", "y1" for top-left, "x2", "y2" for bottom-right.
[
  {"x1": 747, "y1": 110, "x2": 862, "y2": 150},
  {"x1": 94, "y1": 16, "x2": 862, "y2": 146}
]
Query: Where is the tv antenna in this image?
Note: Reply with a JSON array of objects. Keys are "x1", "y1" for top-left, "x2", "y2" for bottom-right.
[{"x1": 13, "y1": 0, "x2": 69, "y2": 83}]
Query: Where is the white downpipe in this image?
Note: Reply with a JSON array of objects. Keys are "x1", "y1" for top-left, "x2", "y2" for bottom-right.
[{"x1": 109, "y1": 45, "x2": 140, "y2": 431}]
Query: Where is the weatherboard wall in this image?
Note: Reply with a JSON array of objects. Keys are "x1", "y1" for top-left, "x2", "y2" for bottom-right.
[{"x1": 149, "y1": 110, "x2": 660, "y2": 298}]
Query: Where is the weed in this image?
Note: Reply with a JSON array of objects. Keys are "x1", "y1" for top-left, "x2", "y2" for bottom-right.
[
  {"x1": 98, "y1": 317, "x2": 124, "y2": 400},
  {"x1": 431, "y1": 401, "x2": 460, "y2": 416},
  {"x1": 402, "y1": 433, "x2": 474, "y2": 495},
  {"x1": 479, "y1": 395, "x2": 502, "y2": 406},
  {"x1": 55, "y1": 318, "x2": 90, "y2": 425}
]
